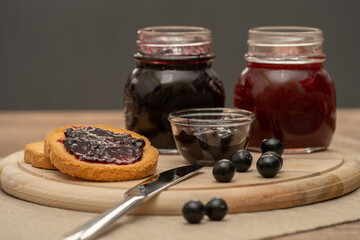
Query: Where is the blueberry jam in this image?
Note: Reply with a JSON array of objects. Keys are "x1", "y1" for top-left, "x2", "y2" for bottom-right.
[
  {"x1": 62, "y1": 127, "x2": 145, "y2": 165},
  {"x1": 125, "y1": 26, "x2": 225, "y2": 152},
  {"x1": 174, "y1": 127, "x2": 249, "y2": 165},
  {"x1": 124, "y1": 59, "x2": 225, "y2": 151}
]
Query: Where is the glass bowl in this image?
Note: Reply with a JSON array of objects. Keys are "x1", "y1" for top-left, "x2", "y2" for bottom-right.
[{"x1": 168, "y1": 108, "x2": 255, "y2": 165}]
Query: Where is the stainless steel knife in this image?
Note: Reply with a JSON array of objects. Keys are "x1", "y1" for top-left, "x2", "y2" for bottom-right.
[{"x1": 61, "y1": 164, "x2": 203, "y2": 240}]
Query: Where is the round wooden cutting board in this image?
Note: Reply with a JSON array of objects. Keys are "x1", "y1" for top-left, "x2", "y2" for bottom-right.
[{"x1": 1, "y1": 150, "x2": 360, "y2": 215}]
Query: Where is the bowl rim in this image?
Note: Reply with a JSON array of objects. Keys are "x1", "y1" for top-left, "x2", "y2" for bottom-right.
[{"x1": 167, "y1": 108, "x2": 255, "y2": 127}]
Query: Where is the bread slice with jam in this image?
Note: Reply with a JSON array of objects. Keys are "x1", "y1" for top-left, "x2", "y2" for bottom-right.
[{"x1": 44, "y1": 125, "x2": 158, "y2": 181}]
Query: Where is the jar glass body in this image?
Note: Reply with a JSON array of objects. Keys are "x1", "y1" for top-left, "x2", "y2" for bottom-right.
[
  {"x1": 234, "y1": 27, "x2": 336, "y2": 153},
  {"x1": 124, "y1": 26, "x2": 225, "y2": 153},
  {"x1": 125, "y1": 58, "x2": 225, "y2": 153}
]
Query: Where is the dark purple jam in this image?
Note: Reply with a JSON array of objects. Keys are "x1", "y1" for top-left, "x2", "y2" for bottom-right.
[
  {"x1": 124, "y1": 58, "x2": 225, "y2": 150},
  {"x1": 174, "y1": 128, "x2": 249, "y2": 165},
  {"x1": 62, "y1": 126, "x2": 145, "y2": 165}
]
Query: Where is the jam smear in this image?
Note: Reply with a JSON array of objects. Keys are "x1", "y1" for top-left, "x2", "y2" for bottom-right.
[
  {"x1": 234, "y1": 62, "x2": 336, "y2": 150},
  {"x1": 62, "y1": 127, "x2": 145, "y2": 165}
]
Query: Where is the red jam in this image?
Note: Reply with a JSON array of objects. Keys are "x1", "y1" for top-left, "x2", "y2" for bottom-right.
[
  {"x1": 62, "y1": 127, "x2": 145, "y2": 165},
  {"x1": 234, "y1": 62, "x2": 336, "y2": 151}
]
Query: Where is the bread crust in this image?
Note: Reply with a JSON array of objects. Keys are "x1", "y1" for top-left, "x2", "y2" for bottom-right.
[
  {"x1": 24, "y1": 141, "x2": 57, "y2": 170},
  {"x1": 44, "y1": 125, "x2": 159, "y2": 181}
]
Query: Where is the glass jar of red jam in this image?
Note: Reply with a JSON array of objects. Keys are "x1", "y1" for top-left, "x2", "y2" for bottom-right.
[
  {"x1": 234, "y1": 26, "x2": 336, "y2": 153},
  {"x1": 124, "y1": 26, "x2": 225, "y2": 154}
]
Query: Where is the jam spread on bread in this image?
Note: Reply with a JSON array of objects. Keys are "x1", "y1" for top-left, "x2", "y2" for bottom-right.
[{"x1": 62, "y1": 127, "x2": 145, "y2": 165}]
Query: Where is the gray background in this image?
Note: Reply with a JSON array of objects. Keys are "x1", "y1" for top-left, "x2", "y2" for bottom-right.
[{"x1": 1, "y1": 0, "x2": 359, "y2": 110}]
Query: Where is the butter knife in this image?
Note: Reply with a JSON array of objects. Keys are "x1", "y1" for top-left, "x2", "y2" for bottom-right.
[{"x1": 61, "y1": 164, "x2": 203, "y2": 240}]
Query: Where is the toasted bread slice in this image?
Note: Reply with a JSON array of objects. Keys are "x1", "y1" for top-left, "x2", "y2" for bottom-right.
[
  {"x1": 44, "y1": 125, "x2": 158, "y2": 181},
  {"x1": 24, "y1": 141, "x2": 57, "y2": 170}
]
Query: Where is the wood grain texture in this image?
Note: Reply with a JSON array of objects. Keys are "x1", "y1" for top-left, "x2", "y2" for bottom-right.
[{"x1": 1, "y1": 149, "x2": 359, "y2": 215}]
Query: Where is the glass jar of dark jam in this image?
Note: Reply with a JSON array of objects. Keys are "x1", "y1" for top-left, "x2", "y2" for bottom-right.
[
  {"x1": 124, "y1": 26, "x2": 225, "y2": 154},
  {"x1": 234, "y1": 26, "x2": 336, "y2": 153}
]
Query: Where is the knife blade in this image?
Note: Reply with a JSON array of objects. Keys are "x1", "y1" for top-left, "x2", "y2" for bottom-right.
[{"x1": 61, "y1": 164, "x2": 203, "y2": 240}]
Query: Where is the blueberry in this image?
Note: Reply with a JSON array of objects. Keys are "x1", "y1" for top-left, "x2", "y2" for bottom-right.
[
  {"x1": 194, "y1": 129, "x2": 210, "y2": 150},
  {"x1": 205, "y1": 198, "x2": 228, "y2": 221},
  {"x1": 182, "y1": 200, "x2": 205, "y2": 224},
  {"x1": 212, "y1": 159, "x2": 235, "y2": 182},
  {"x1": 256, "y1": 155, "x2": 281, "y2": 178},
  {"x1": 231, "y1": 150, "x2": 253, "y2": 172},
  {"x1": 261, "y1": 138, "x2": 284, "y2": 155},
  {"x1": 220, "y1": 131, "x2": 233, "y2": 151},
  {"x1": 262, "y1": 151, "x2": 283, "y2": 169}
]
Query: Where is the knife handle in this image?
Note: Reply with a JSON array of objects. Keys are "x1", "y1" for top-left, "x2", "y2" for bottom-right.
[{"x1": 61, "y1": 195, "x2": 144, "y2": 240}]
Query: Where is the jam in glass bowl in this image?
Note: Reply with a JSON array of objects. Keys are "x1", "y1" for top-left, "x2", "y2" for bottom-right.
[{"x1": 168, "y1": 108, "x2": 255, "y2": 165}]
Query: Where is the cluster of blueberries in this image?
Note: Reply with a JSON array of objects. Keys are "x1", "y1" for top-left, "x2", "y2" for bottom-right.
[
  {"x1": 182, "y1": 138, "x2": 284, "y2": 224},
  {"x1": 182, "y1": 198, "x2": 228, "y2": 224},
  {"x1": 213, "y1": 138, "x2": 284, "y2": 182}
]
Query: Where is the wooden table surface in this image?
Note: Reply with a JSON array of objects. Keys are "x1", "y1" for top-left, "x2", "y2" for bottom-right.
[{"x1": 0, "y1": 109, "x2": 360, "y2": 240}]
